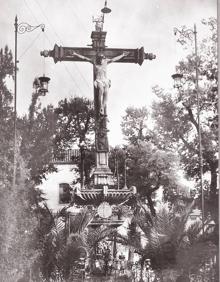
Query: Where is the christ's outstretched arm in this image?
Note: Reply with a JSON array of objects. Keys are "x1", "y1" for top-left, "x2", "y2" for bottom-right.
[
  {"x1": 72, "y1": 51, "x2": 93, "y2": 63},
  {"x1": 106, "y1": 51, "x2": 130, "y2": 64}
]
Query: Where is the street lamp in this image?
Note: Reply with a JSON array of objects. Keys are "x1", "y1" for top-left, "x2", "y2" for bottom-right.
[
  {"x1": 13, "y1": 16, "x2": 46, "y2": 189},
  {"x1": 113, "y1": 148, "x2": 120, "y2": 189},
  {"x1": 33, "y1": 75, "x2": 50, "y2": 95},
  {"x1": 123, "y1": 148, "x2": 129, "y2": 189},
  {"x1": 101, "y1": 0, "x2": 111, "y2": 14},
  {"x1": 172, "y1": 24, "x2": 205, "y2": 234},
  {"x1": 171, "y1": 73, "x2": 183, "y2": 90}
]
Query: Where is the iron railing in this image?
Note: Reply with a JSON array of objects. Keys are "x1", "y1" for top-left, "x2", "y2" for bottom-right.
[{"x1": 52, "y1": 149, "x2": 80, "y2": 164}]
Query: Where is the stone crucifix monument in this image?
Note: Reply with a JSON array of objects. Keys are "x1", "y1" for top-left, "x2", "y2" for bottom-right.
[{"x1": 41, "y1": 1, "x2": 156, "y2": 202}]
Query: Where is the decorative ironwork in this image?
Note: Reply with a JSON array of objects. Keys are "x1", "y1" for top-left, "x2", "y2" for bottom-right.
[
  {"x1": 93, "y1": 15, "x2": 104, "y2": 32},
  {"x1": 174, "y1": 26, "x2": 195, "y2": 45},
  {"x1": 73, "y1": 188, "x2": 135, "y2": 205},
  {"x1": 18, "y1": 22, "x2": 45, "y2": 34},
  {"x1": 52, "y1": 149, "x2": 80, "y2": 164}
]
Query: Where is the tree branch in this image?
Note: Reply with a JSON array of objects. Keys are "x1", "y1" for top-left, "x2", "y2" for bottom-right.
[
  {"x1": 179, "y1": 134, "x2": 198, "y2": 154},
  {"x1": 146, "y1": 193, "x2": 156, "y2": 216},
  {"x1": 183, "y1": 103, "x2": 199, "y2": 133}
]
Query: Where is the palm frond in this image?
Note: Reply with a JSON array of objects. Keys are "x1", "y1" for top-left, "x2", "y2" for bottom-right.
[
  {"x1": 132, "y1": 201, "x2": 200, "y2": 270},
  {"x1": 70, "y1": 207, "x2": 95, "y2": 234},
  {"x1": 86, "y1": 226, "x2": 113, "y2": 247},
  {"x1": 186, "y1": 221, "x2": 202, "y2": 244}
]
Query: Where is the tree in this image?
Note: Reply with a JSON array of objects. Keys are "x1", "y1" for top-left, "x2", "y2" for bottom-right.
[
  {"x1": 120, "y1": 105, "x2": 186, "y2": 213},
  {"x1": 121, "y1": 106, "x2": 150, "y2": 145},
  {"x1": 118, "y1": 107, "x2": 182, "y2": 215},
  {"x1": 0, "y1": 45, "x2": 14, "y2": 118},
  {"x1": 0, "y1": 156, "x2": 41, "y2": 282},
  {"x1": 54, "y1": 97, "x2": 95, "y2": 186},
  {"x1": 108, "y1": 146, "x2": 128, "y2": 189},
  {"x1": 0, "y1": 45, "x2": 45, "y2": 282},
  {"x1": 54, "y1": 96, "x2": 95, "y2": 151},
  {"x1": 19, "y1": 97, "x2": 57, "y2": 184},
  {"x1": 35, "y1": 205, "x2": 68, "y2": 280},
  {"x1": 126, "y1": 141, "x2": 180, "y2": 216},
  {"x1": 133, "y1": 202, "x2": 217, "y2": 280},
  {"x1": 19, "y1": 94, "x2": 95, "y2": 186},
  {"x1": 0, "y1": 46, "x2": 14, "y2": 184},
  {"x1": 151, "y1": 18, "x2": 218, "y2": 226},
  {"x1": 119, "y1": 107, "x2": 182, "y2": 215},
  {"x1": 36, "y1": 205, "x2": 97, "y2": 281}
]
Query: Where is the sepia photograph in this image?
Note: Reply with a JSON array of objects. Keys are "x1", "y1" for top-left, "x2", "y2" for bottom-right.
[{"x1": 0, "y1": 0, "x2": 218, "y2": 281}]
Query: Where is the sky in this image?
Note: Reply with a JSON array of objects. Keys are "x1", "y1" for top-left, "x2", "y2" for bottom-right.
[{"x1": 0, "y1": 0, "x2": 217, "y2": 146}]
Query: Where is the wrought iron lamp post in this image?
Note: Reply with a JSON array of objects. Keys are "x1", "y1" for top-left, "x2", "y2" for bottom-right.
[
  {"x1": 123, "y1": 148, "x2": 129, "y2": 189},
  {"x1": 172, "y1": 24, "x2": 205, "y2": 235},
  {"x1": 113, "y1": 148, "x2": 120, "y2": 190},
  {"x1": 13, "y1": 17, "x2": 47, "y2": 189}
]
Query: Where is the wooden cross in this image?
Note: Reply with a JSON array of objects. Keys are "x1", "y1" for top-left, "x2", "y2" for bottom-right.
[{"x1": 41, "y1": 17, "x2": 156, "y2": 188}]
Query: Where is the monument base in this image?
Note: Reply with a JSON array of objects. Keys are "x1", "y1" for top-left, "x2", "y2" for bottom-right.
[
  {"x1": 96, "y1": 151, "x2": 109, "y2": 167},
  {"x1": 93, "y1": 168, "x2": 114, "y2": 186},
  {"x1": 91, "y1": 151, "x2": 114, "y2": 186}
]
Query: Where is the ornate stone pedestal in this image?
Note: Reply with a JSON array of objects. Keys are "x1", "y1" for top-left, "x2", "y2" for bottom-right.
[{"x1": 93, "y1": 152, "x2": 114, "y2": 186}]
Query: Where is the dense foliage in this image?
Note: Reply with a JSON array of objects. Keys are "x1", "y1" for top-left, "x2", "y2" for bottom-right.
[
  {"x1": 54, "y1": 97, "x2": 95, "y2": 186},
  {"x1": 19, "y1": 100, "x2": 57, "y2": 184},
  {"x1": 117, "y1": 106, "x2": 182, "y2": 215},
  {"x1": 0, "y1": 46, "x2": 40, "y2": 282},
  {"x1": 152, "y1": 18, "x2": 218, "y2": 226}
]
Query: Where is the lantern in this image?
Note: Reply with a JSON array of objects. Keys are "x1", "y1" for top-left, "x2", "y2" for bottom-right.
[
  {"x1": 101, "y1": 1, "x2": 111, "y2": 14},
  {"x1": 38, "y1": 75, "x2": 50, "y2": 95},
  {"x1": 171, "y1": 73, "x2": 183, "y2": 89}
]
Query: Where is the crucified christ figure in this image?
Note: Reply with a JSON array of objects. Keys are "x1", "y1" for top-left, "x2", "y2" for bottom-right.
[{"x1": 71, "y1": 51, "x2": 129, "y2": 116}]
